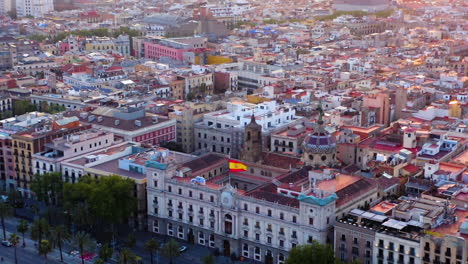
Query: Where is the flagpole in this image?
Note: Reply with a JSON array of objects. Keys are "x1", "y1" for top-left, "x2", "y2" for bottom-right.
[{"x1": 228, "y1": 150, "x2": 232, "y2": 187}]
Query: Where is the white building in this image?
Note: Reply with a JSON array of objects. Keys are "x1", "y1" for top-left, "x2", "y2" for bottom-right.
[
  {"x1": 0, "y1": 0, "x2": 12, "y2": 14},
  {"x1": 16, "y1": 0, "x2": 54, "y2": 18},
  {"x1": 147, "y1": 154, "x2": 339, "y2": 264},
  {"x1": 194, "y1": 100, "x2": 302, "y2": 157},
  {"x1": 14, "y1": 58, "x2": 58, "y2": 76},
  {"x1": 373, "y1": 228, "x2": 421, "y2": 264},
  {"x1": 32, "y1": 129, "x2": 115, "y2": 176}
]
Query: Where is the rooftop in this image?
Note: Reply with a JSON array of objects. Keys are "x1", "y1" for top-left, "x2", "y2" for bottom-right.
[
  {"x1": 430, "y1": 210, "x2": 468, "y2": 237},
  {"x1": 65, "y1": 142, "x2": 136, "y2": 167},
  {"x1": 453, "y1": 149, "x2": 468, "y2": 165},
  {"x1": 66, "y1": 109, "x2": 172, "y2": 132},
  {"x1": 90, "y1": 159, "x2": 147, "y2": 180}
]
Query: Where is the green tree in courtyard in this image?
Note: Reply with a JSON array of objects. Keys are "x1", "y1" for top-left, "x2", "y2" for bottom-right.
[{"x1": 13, "y1": 100, "x2": 36, "y2": 116}]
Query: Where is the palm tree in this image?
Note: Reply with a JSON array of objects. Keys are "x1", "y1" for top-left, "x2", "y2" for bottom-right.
[
  {"x1": 0, "y1": 201, "x2": 12, "y2": 240},
  {"x1": 119, "y1": 248, "x2": 137, "y2": 264},
  {"x1": 161, "y1": 239, "x2": 180, "y2": 264},
  {"x1": 99, "y1": 244, "x2": 113, "y2": 262},
  {"x1": 144, "y1": 238, "x2": 159, "y2": 264},
  {"x1": 38, "y1": 240, "x2": 52, "y2": 260},
  {"x1": 125, "y1": 233, "x2": 136, "y2": 248},
  {"x1": 49, "y1": 225, "x2": 69, "y2": 262},
  {"x1": 9, "y1": 233, "x2": 20, "y2": 264},
  {"x1": 30, "y1": 218, "x2": 50, "y2": 253},
  {"x1": 16, "y1": 219, "x2": 28, "y2": 247},
  {"x1": 71, "y1": 231, "x2": 92, "y2": 264}
]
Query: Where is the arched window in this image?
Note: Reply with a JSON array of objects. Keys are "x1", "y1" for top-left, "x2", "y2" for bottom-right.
[
  {"x1": 247, "y1": 132, "x2": 251, "y2": 141},
  {"x1": 224, "y1": 214, "x2": 233, "y2": 235}
]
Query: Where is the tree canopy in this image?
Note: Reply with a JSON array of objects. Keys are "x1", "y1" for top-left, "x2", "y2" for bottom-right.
[
  {"x1": 161, "y1": 239, "x2": 180, "y2": 264},
  {"x1": 1, "y1": 202, "x2": 12, "y2": 240},
  {"x1": 39, "y1": 102, "x2": 66, "y2": 114},
  {"x1": 63, "y1": 175, "x2": 137, "y2": 237},
  {"x1": 160, "y1": 141, "x2": 184, "y2": 152},
  {"x1": 315, "y1": 9, "x2": 394, "y2": 21},
  {"x1": 31, "y1": 172, "x2": 64, "y2": 206},
  {"x1": 285, "y1": 242, "x2": 335, "y2": 264},
  {"x1": 52, "y1": 27, "x2": 141, "y2": 43},
  {"x1": 13, "y1": 100, "x2": 37, "y2": 115}
]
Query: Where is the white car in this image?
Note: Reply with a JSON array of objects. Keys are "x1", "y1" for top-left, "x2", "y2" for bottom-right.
[
  {"x1": 179, "y1": 246, "x2": 187, "y2": 252},
  {"x1": 1, "y1": 240, "x2": 12, "y2": 247}
]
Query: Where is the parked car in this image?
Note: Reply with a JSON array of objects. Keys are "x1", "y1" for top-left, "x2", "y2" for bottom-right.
[
  {"x1": 80, "y1": 252, "x2": 97, "y2": 261},
  {"x1": 179, "y1": 246, "x2": 187, "y2": 252},
  {"x1": 2, "y1": 240, "x2": 12, "y2": 247}
]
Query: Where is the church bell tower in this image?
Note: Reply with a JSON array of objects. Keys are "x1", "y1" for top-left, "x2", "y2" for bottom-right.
[{"x1": 240, "y1": 115, "x2": 263, "y2": 163}]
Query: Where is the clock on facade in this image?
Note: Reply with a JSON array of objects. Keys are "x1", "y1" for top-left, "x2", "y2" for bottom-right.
[{"x1": 221, "y1": 191, "x2": 234, "y2": 208}]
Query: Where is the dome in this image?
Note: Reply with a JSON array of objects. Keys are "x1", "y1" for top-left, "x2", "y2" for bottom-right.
[{"x1": 302, "y1": 127, "x2": 336, "y2": 154}]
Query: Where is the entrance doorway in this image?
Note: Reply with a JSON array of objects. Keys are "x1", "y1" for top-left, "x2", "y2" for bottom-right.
[
  {"x1": 223, "y1": 240, "x2": 231, "y2": 256},
  {"x1": 265, "y1": 251, "x2": 273, "y2": 264},
  {"x1": 187, "y1": 229, "x2": 194, "y2": 244}
]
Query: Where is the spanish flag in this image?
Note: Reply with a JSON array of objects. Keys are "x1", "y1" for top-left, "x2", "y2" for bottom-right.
[{"x1": 229, "y1": 159, "x2": 248, "y2": 172}]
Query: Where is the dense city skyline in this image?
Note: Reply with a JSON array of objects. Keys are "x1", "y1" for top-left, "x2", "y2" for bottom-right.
[{"x1": 0, "y1": 0, "x2": 466, "y2": 264}]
